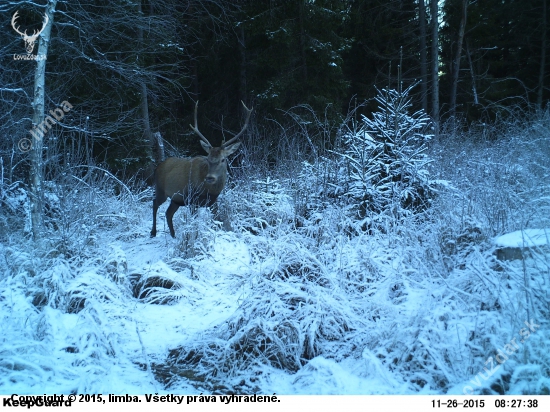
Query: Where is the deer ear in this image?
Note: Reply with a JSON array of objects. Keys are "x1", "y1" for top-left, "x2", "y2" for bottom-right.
[
  {"x1": 222, "y1": 142, "x2": 241, "y2": 157},
  {"x1": 200, "y1": 140, "x2": 211, "y2": 154}
]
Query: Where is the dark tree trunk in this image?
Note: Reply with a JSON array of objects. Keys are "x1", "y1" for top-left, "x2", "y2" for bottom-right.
[
  {"x1": 136, "y1": 0, "x2": 161, "y2": 180},
  {"x1": 450, "y1": 0, "x2": 468, "y2": 120},
  {"x1": 430, "y1": 0, "x2": 439, "y2": 133},
  {"x1": 239, "y1": 25, "x2": 247, "y2": 105},
  {"x1": 466, "y1": 40, "x2": 479, "y2": 105},
  {"x1": 419, "y1": 0, "x2": 429, "y2": 113},
  {"x1": 537, "y1": 0, "x2": 547, "y2": 108},
  {"x1": 299, "y1": 0, "x2": 308, "y2": 84}
]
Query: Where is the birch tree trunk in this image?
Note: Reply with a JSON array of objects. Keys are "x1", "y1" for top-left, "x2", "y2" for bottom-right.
[{"x1": 30, "y1": 0, "x2": 57, "y2": 240}]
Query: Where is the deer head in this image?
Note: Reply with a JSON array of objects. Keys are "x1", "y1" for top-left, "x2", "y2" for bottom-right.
[{"x1": 11, "y1": 11, "x2": 49, "y2": 54}]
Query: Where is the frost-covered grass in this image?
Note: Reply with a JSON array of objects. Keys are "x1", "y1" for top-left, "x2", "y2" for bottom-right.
[{"x1": 1, "y1": 112, "x2": 549, "y2": 395}]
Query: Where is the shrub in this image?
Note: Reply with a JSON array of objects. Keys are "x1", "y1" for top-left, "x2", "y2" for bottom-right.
[{"x1": 338, "y1": 85, "x2": 436, "y2": 228}]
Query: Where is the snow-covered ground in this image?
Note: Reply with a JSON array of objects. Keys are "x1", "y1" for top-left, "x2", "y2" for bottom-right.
[
  {"x1": 2, "y1": 107, "x2": 550, "y2": 395},
  {"x1": 1, "y1": 190, "x2": 549, "y2": 394},
  {"x1": 495, "y1": 229, "x2": 550, "y2": 249}
]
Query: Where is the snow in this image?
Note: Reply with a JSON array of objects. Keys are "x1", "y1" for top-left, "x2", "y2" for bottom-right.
[
  {"x1": 2, "y1": 204, "x2": 548, "y2": 395},
  {"x1": 494, "y1": 228, "x2": 550, "y2": 248},
  {"x1": 2, "y1": 93, "x2": 550, "y2": 396}
]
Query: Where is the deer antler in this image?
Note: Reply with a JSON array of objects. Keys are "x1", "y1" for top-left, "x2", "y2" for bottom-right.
[
  {"x1": 11, "y1": 11, "x2": 49, "y2": 39},
  {"x1": 11, "y1": 11, "x2": 27, "y2": 37},
  {"x1": 222, "y1": 101, "x2": 253, "y2": 147},
  {"x1": 189, "y1": 101, "x2": 213, "y2": 148},
  {"x1": 11, "y1": 11, "x2": 49, "y2": 53}
]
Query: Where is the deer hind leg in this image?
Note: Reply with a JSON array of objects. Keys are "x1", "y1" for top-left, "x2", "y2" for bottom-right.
[
  {"x1": 151, "y1": 198, "x2": 160, "y2": 237},
  {"x1": 165, "y1": 200, "x2": 181, "y2": 238},
  {"x1": 151, "y1": 192, "x2": 168, "y2": 237}
]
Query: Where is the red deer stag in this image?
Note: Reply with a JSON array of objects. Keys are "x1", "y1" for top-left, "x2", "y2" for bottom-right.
[{"x1": 151, "y1": 101, "x2": 253, "y2": 238}]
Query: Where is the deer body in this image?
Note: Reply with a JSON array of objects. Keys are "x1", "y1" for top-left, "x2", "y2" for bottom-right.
[
  {"x1": 151, "y1": 101, "x2": 252, "y2": 238},
  {"x1": 155, "y1": 156, "x2": 224, "y2": 206}
]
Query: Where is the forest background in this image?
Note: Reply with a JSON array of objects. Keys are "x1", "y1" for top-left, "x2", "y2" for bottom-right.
[
  {"x1": 2, "y1": 0, "x2": 548, "y2": 182},
  {"x1": 1, "y1": 0, "x2": 549, "y2": 395}
]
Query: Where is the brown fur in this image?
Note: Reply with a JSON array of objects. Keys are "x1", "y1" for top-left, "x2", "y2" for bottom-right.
[
  {"x1": 150, "y1": 144, "x2": 240, "y2": 238},
  {"x1": 151, "y1": 100, "x2": 252, "y2": 238}
]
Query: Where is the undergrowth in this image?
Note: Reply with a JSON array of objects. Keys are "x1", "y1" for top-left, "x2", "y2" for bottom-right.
[{"x1": 1, "y1": 107, "x2": 549, "y2": 394}]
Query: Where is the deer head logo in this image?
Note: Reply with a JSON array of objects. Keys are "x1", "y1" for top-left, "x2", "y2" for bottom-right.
[{"x1": 11, "y1": 11, "x2": 49, "y2": 54}]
